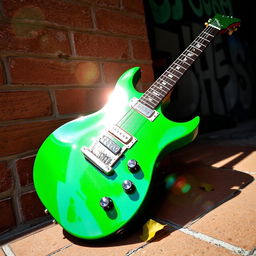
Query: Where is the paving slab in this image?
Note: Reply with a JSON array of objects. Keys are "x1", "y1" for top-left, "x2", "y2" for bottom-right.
[
  {"x1": 153, "y1": 163, "x2": 253, "y2": 227},
  {"x1": 190, "y1": 181, "x2": 256, "y2": 251},
  {"x1": 10, "y1": 225, "x2": 70, "y2": 256},
  {"x1": 0, "y1": 248, "x2": 4, "y2": 256},
  {"x1": 134, "y1": 230, "x2": 236, "y2": 256}
]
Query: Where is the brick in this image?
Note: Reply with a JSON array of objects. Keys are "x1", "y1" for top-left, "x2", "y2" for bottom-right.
[
  {"x1": 135, "y1": 230, "x2": 235, "y2": 256},
  {"x1": 55, "y1": 87, "x2": 110, "y2": 115},
  {"x1": 0, "y1": 24, "x2": 71, "y2": 55},
  {"x1": 16, "y1": 155, "x2": 35, "y2": 187},
  {"x1": 20, "y1": 191, "x2": 45, "y2": 221},
  {"x1": 0, "y1": 161, "x2": 13, "y2": 193},
  {"x1": 103, "y1": 62, "x2": 154, "y2": 84},
  {"x1": 9, "y1": 58, "x2": 101, "y2": 85},
  {"x1": 95, "y1": 8, "x2": 147, "y2": 37},
  {"x1": 0, "y1": 91, "x2": 52, "y2": 121},
  {"x1": 132, "y1": 40, "x2": 152, "y2": 60},
  {"x1": 191, "y1": 182, "x2": 256, "y2": 250},
  {"x1": 0, "y1": 198, "x2": 16, "y2": 234},
  {"x1": 2, "y1": 0, "x2": 92, "y2": 29},
  {"x1": 122, "y1": 0, "x2": 145, "y2": 14},
  {"x1": 10, "y1": 225, "x2": 70, "y2": 256},
  {"x1": 74, "y1": 33, "x2": 129, "y2": 59},
  {"x1": 0, "y1": 119, "x2": 70, "y2": 157}
]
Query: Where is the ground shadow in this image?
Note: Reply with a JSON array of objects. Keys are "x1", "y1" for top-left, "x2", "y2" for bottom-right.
[{"x1": 63, "y1": 140, "x2": 254, "y2": 247}]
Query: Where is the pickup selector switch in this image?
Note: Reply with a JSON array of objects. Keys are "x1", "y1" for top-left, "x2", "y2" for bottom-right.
[
  {"x1": 122, "y1": 180, "x2": 135, "y2": 193},
  {"x1": 127, "y1": 159, "x2": 139, "y2": 172},
  {"x1": 100, "y1": 197, "x2": 113, "y2": 211}
]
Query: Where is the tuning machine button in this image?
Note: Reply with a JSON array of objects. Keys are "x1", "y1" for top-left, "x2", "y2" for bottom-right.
[
  {"x1": 122, "y1": 180, "x2": 135, "y2": 194},
  {"x1": 100, "y1": 197, "x2": 113, "y2": 211},
  {"x1": 127, "y1": 159, "x2": 139, "y2": 172}
]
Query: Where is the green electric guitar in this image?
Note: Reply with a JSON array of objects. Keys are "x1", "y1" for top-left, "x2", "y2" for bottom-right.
[{"x1": 33, "y1": 14, "x2": 240, "y2": 240}]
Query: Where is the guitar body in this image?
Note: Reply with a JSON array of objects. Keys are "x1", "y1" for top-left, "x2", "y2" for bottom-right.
[{"x1": 34, "y1": 67, "x2": 199, "y2": 240}]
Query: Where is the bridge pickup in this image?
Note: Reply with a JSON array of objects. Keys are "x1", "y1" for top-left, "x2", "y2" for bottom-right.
[
  {"x1": 81, "y1": 147, "x2": 113, "y2": 175},
  {"x1": 81, "y1": 128, "x2": 137, "y2": 175},
  {"x1": 99, "y1": 135, "x2": 121, "y2": 155}
]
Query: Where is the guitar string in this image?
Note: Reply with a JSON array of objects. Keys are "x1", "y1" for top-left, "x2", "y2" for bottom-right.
[
  {"x1": 122, "y1": 25, "x2": 217, "y2": 131},
  {"x1": 116, "y1": 25, "x2": 216, "y2": 134},
  {"x1": 115, "y1": 25, "x2": 217, "y2": 134}
]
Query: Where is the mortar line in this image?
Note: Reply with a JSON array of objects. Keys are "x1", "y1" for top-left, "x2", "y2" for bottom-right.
[
  {"x1": 46, "y1": 244, "x2": 73, "y2": 256},
  {"x1": 2, "y1": 244, "x2": 16, "y2": 256},
  {"x1": 156, "y1": 218, "x2": 250, "y2": 256}
]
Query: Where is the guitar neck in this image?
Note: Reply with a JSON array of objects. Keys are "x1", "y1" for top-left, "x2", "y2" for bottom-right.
[{"x1": 139, "y1": 24, "x2": 220, "y2": 109}]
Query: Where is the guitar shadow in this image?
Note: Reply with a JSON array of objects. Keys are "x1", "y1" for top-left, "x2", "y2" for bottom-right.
[{"x1": 63, "y1": 141, "x2": 254, "y2": 247}]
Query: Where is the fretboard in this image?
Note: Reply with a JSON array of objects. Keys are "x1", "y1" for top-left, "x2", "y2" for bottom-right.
[{"x1": 139, "y1": 25, "x2": 220, "y2": 109}]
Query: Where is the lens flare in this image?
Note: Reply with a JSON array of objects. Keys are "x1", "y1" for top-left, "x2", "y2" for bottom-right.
[
  {"x1": 75, "y1": 62, "x2": 100, "y2": 85},
  {"x1": 165, "y1": 174, "x2": 192, "y2": 194}
]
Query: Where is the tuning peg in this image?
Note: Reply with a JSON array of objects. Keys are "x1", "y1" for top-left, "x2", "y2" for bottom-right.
[
  {"x1": 228, "y1": 30, "x2": 234, "y2": 36},
  {"x1": 204, "y1": 22, "x2": 209, "y2": 27}
]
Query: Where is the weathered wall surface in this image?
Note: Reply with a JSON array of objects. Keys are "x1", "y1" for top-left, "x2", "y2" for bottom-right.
[{"x1": 144, "y1": 0, "x2": 256, "y2": 132}]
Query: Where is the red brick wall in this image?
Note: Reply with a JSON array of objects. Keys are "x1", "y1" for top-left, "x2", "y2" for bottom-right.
[{"x1": 0, "y1": 0, "x2": 154, "y2": 239}]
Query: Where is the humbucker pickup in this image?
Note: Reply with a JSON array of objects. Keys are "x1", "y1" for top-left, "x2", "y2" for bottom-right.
[
  {"x1": 129, "y1": 97, "x2": 159, "y2": 122},
  {"x1": 99, "y1": 135, "x2": 121, "y2": 155},
  {"x1": 108, "y1": 125, "x2": 137, "y2": 148},
  {"x1": 81, "y1": 127, "x2": 137, "y2": 175}
]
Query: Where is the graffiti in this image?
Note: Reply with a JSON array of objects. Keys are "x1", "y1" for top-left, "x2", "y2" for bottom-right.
[
  {"x1": 145, "y1": 0, "x2": 255, "y2": 127},
  {"x1": 152, "y1": 23, "x2": 253, "y2": 119},
  {"x1": 149, "y1": 0, "x2": 233, "y2": 23}
]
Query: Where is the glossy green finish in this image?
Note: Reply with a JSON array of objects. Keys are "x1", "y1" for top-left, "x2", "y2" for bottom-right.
[
  {"x1": 208, "y1": 13, "x2": 240, "y2": 30},
  {"x1": 33, "y1": 67, "x2": 199, "y2": 240}
]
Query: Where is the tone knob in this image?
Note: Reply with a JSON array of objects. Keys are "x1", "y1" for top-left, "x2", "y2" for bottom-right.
[
  {"x1": 100, "y1": 197, "x2": 113, "y2": 211},
  {"x1": 127, "y1": 159, "x2": 139, "y2": 172},
  {"x1": 122, "y1": 180, "x2": 135, "y2": 193}
]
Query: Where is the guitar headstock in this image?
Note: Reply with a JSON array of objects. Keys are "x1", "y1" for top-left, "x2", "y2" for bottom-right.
[{"x1": 205, "y1": 13, "x2": 241, "y2": 36}]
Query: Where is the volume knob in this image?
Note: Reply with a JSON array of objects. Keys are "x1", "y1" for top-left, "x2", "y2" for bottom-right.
[
  {"x1": 100, "y1": 197, "x2": 113, "y2": 211},
  {"x1": 122, "y1": 180, "x2": 135, "y2": 193},
  {"x1": 127, "y1": 159, "x2": 139, "y2": 172}
]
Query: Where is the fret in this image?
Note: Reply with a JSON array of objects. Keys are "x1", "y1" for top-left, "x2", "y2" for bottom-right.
[
  {"x1": 138, "y1": 25, "x2": 219, "y2": 110},
  {"x1": 165, "y1": 72, "x2": 177, "y2": 81},
  {"x1": 189, "y1": 45, "x2": 202, "y2": 55},
  {"x1": 157, "y1": 79, "x2": 172, "y2": 89},
  {"x1": 154, "y1": 83, "x2": 170, "y2": 93},
  {"x1": 143, "y1": 90, "x2": 161, "y2": 103},
  {"x1": 139, "y1": 97, "x2": 156, "y2": 109},
  {"x1": 193, "y1": 41, "x2": 206, "y2": 48},
  {"x1": 161, "y1": 74, "x2": 177, "y2": 86},
  {"x1": 147, "y1": 88, "x2": 163, "y2": 100},
  {"x1": 173, "y1": 63, "x2": 187, "y2": 71},
  {"x1": 201, "y1": 33, "x2": 214, "y2": 42},
  {"x1": 161, "y1": 74, "x2": 176, "y2": 84},
  {"x1": 202, "y1": 31, "x2": 214, "y2": 38},
  {"x1": 198, "y1": 35, "x2": 210, "y2": 42},
  {"x1": 180, "y1": 53, "x2": 194, "y2": 63},
  {"x1": 185, "y1": 49, "x2": 198, "y2": 58},
  {"x1": 176, "y1": 56, "x2": 190, "y2": 67},
  {"x1": 165, "y1": 69, "x2": 180, "y2": 79},
  {"x1": 170, "y1": 67, "x2": 183, "y2": 76},
  {"x1": 151, "y1": 90, "x2": 163, "y2": 99},
  {"x1": 154, "y1": 81, "x2": 170, "y2": 92},
  {"x1": 146, "y1": 97, "x2": 158, "y2": 105},
  {"x1": 157, "y1": 78, "x2": 174, "y2": 90}
]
